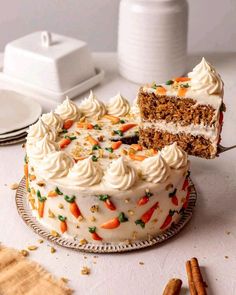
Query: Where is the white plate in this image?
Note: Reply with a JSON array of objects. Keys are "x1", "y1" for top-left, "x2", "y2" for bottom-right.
[
  {"x1": 0, "y1": 125, "x2": 29, "y2": 139},
  {"x1": 0, "y1": 132, "x2": 27, "y2": 142},
  {"x1": 0, "y1": 89, "x2": 42, "y2": 134}
]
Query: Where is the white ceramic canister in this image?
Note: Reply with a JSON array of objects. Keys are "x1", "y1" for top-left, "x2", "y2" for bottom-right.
[{"x1": 118, "y1": 0, "x2": 188, "y2": 84}]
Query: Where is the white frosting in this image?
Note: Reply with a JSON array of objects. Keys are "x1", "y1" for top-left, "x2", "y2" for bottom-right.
[
  {"x1": 55, "y1": 98, "x2": 79, "y2": 121},
  {"x1": 27, "y1": 118, "x2": 57, "y2": 144},
  {"x1": 103, "y1": 157, "x2": 137, "y2": 190},
  {"x1": 27, "y1": 135, "x2": 59, "y2": 162},
  {"x1": 68, "y1": 156, "x2": 103, "y2": 187},
  {"x1": 161, "y1": 142, "x2": 188, "y2": 169},
  {"x1": 41, "y1": 111, "x2": 63, "y2": 131},
  {"x1": 106, "y1": 93, "x2": 130, "y2": 117},
  {"x1": 188, "y1": 57, "x2": 224, "y2": 96},
  {"x1": 141, "y1": 154, "x2": 170, "y2": 183},
  {"x1": 38, "y1": 151, "x2": 73, "y2": 179},
  {"x1": 79, "y1": 91, "x2": 106, "y2": 119}
]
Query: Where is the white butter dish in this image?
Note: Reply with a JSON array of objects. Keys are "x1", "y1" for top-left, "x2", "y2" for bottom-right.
[{"x1": 0, "y1": 31, "x2": 104, "y2": 102}]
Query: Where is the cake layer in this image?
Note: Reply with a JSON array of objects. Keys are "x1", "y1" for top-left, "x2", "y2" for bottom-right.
[
  {"x1": 139, "y1": 127, "x2": 215, "y2": 159},
  {"x1": 138, "y1": 88, "x2": 218, "y2": 127}
]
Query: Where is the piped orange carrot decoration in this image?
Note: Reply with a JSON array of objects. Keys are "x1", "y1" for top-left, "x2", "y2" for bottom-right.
[
  {"x1": 160, "y1": 210, "x2": 176, "y2": 230},
  {"x1": 101, "y1": 212, "x2": 128, "y2": 229},
  {"x1": 24, "y1": 163, "x2": 29, "y2": 191},
  {"x1": 137, "y1": 190, "x2": 153, "y2": 206},
  {"x1": 98, "y1": 195, "x2": 116, "y2": 211},
  {"x1": 129, "y1": 153, "x2": 147, "y2": 161},
  {"x1": 48, "y1": 186, "x2": 63, "y2": 197},
  {"x1": 135, "y1": 202, "x2": 159, "y2": 228},
  {"x1": 63, "y1": 119, "x2": 74, "y2": 130},
  {"x1": 86, "y1": 135, "x2": 99, "y2": 146},
  {"x1": 156, "y1": 86, "x2": 167, "y2": 95},
  {"x1": 174, "y1": 77, "x2": 190, "y2": 82},
  {"x1": 88, "y1": 227, "x2": 103, "y2": 241},
  {"x1": 119, "y1": 123, "x2": 137, "y2": 133},
  {"x1": 37, "y1": 190, "x2": 47, "y2": 218},
  {"x1": 64, "y1": 195, "x2": 82, "y2": 219},
  {"x1": 29, "y1": 174, "x2": 36, "y2": 181},
  {"x1": 58, "y1": 215, "x2": 67, "y2": 233},
  {"x1": 59, "y1": 137, "x2": 71, "y2": 149},
  {"x1": 103, "y1": 114, "x2": 120, "y2": 124},
  {"x1": 130, "y1": 144, "x2": 143, "y2": 151},
  {"x1": 111, "y1": 141, "x2": 122, "y2": 150},
  {"x1": 77, "y1": 122, "x2": 94, "y2": 129},
  {"x1": 169, "y1": 188, "x2": 178, "y2": 206}
]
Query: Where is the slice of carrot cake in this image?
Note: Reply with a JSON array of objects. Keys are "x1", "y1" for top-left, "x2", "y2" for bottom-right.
[{"x1": 137, "y1": 57, "x2": 225, "y2": 159}]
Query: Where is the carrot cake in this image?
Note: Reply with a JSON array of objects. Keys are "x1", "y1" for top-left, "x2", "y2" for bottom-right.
[
  {"x1": 137, "y1": 58, "x2": 225, "y2": 159},
  {"x1": 25, "y1": 91, "x2": 191, "y2": 244}
]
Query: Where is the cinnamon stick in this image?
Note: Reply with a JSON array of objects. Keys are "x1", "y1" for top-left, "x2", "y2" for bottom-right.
[
  {"x1": 186, "y1": 260, "x2": 197, "y2": 295},
  {"x1": 190, "y1": 258, "x2": 207, "y2": 295},
  {"x1": 162, "y1": 278, "x2": 182, "y2": 295}
]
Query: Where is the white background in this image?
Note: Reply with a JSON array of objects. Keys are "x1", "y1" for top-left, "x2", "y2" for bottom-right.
[{"x1": 0, "y1": 0, "x2": 236, "y2": 52}]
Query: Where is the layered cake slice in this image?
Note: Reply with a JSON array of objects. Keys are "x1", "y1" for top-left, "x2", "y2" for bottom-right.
[{"x1": 138, "y1": 58, "x2": 225, "y2": 159}]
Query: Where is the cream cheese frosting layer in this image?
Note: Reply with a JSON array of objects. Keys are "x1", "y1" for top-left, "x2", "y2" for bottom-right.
[
  {"x1": 79, "y1": 91, "x2": 106, "y2": 119},
  {"x1": 103, "y1": 157, "x2": 137, "y2": 190},
  {"x1": 38, "y1": 151, "x2": 73, "y2": 179},
  {"x1": 161, "y1": 143, "x2": 188, "y2": 169},
  {"x1": 55, "y1": 98, "x2": 79, "y2": 121},
  {"x1": 141, "y1": 154, "x2": 170, "y2": 183},
  {"x1": 106, "y1": 93, "x2": 130, "y2": 117},
  {"x1": 27, "y1": 118, "x2": 57, "y2": 144},
  {"x1": 188, "y1": 57, "x2": 224, "y2": 97},
  {"x1": 41, "y1": 111, "x2": 63, "y2": 131},
  {"x1": 68, "y1": 156, "x2": 103, "y2": 187}
]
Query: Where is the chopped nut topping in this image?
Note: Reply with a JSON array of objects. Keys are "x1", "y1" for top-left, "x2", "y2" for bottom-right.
[
  {"x1": 97, "y1": 135, "x2": 104, "y2": 142},
  {"x1": 81, "y1": 266, "x2": 90, "y2": 275},
  {"x1": 48, "y1": 209, "x2": 55, "y2": 218},
  {"x1": 50, "y1": 247, "x2": 56, "y2": 254},
  {"x1": 58, "y1": 203, "x2": 64, "y2": 209},
  {"x1": 27, "y1": 245, "x2": 38, "y2": 251},
  {"x1": 20, "y1": 249, "x2": 29, "y2": 257},
  {"x1": 132, "y1": 231, "x2": 137, "y2": 240},
  {"x1": 79, "y1": 239, "x2": 88, "y2": 245},
  {"x1": 90, "y1": 216, "x2": 96, "y2": 222},
  {"x1": 61, "y1": 277, "x2": 69, "y2": 283},
  {"x1": 78, "y1": 216, "x2": 84, "y2": 222},
  {"x1": 31, "y1": 188, "x2": 36, "y2": 195},
  {"x1": 9, "y1": 183, "x2": 19, "y2": 190},
  {"x1": 38, "y1": 239, "x2": 44, "y2": 244},
  {"x1": 124, "y1": 198, "x2": 130, "y2": 204},
  {"x1": 128, "y1": 210, "x2": 134, "y2": 216},
  {"x1": 121, "y1": 149, "x2": 128, "y2": 156},
  {"x1": 90, "y1": 205, "x2": 99, "y2": 213},
  {"x1": 51, "y1": 230, "x2": 60, "y2": 237},
  {"x1": 36, "y1": 181, "x2": 45, "y2": 187},
  {"x1": 165, "y1": 183, "x2": 173, "y2": 191}
]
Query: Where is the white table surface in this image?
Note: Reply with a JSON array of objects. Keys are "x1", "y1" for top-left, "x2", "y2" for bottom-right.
[{"x1": 0, "y1": 52, "x2": 236, "y2": 295}]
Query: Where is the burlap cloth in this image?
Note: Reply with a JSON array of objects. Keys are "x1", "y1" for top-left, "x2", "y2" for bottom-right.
[{"x1": 0, "y1": 246, "x2": 73, "y2": 295}]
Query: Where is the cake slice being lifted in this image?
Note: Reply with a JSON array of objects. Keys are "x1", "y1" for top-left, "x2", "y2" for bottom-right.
[{"x1": 137, "y1": 57, "x2": 225, "y2": 159}]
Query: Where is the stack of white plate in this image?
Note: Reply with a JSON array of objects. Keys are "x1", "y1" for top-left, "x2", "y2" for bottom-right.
[{"x1": 0, "y1": 90, "x2": 42, "y2": 146}]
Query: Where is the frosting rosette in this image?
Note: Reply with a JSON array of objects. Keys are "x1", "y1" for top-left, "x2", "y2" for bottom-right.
[
  {"x1": 188, "y1": 57, "x2": 224, "y2": 96},
  {"x1": 106, "y1": 93, "x2": 130, "y2": 117},
  {"x1": 68, "y1": 156, "x2": 103, "y2": 186},
  {"x1": 79, "y1": 91, "x2": 106, "y2": 119},
  {"x1": 38, "y1": 151, "x2": 73, "y2": 179},
  {"x1": 27, "y1": 118, "x2": 57, "y2": 144},
  {"x1": 41, "y1": 111, "x2": 63, "y2": 131},
  {"x1": 161, "y1": 142, "x2": 188, "y2": 169},
  {"x1": 103, "y1": 157, "x2": 137, "y2": 190},
  {"x1": 141, "y1": 154, "x2": 170, "y2": 183},
  {"x1": 27, "y1": 135, "x2": 59, "y2": 163},
  {"x1": 55, "y1": 98, "x2": 79, "y2": 121}
]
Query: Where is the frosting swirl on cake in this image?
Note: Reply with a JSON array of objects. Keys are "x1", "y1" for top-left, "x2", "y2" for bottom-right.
[
  {"x1": 103, "y1": 157, "x2": 137, "y2": 190},
  {"x1": 41, "y1": 111, "x2": 63, "y2": 131},
  {"x1": 106, "y1": 93, "x2": 130, "y2": 117},
  {"x1": 27, "y1": 135, "x2": 59, "y2": 162},
  {"x1": 141, "y1": 154, "x2": 170, "y2": 183},
  {"x1": 68, "y1": 156, "x2": 103, "y2": 186},
  {"x1": 55, "y1": 98, "x2": 79, "y2": 121},
  {"x1": 27, "y1": 119, "x2": 57, "y2": 144},
  {"x1": 161, "y1": 143, "x2": 188, "y2": 169},
  {"x1": 188, "y1": 57, "x2": 224, "y2": 96},
  {"x1": 79, "y1": 91, "x2": 106, "y2": 119},
  {"x1": 38, "y1": 151, "x2": 73, "y2": 178}
]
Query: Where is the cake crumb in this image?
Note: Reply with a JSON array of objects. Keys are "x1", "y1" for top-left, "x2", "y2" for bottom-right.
[
  {"x1": 124, "y1": 198, "x2": 130, "y2": 204},
  {"x1": 50, "y1": 247, "x2": 56, "y2": 254},
  {"x1": 36, "y1": 181, "x2": 45, "y2": 187},
  {"x1": 61, "y1": 277, "x2": 69, "y2": 283},
  {"x1": 20, "y1": 249, "x2": 29, "y2": 257},
  {"x1": 38, "y1": 239, "x2": 44, "y2": 244},
  {"x1": 139, "y1": 262, "x2": 144, "y2": 265},
  {"x1": 226, "y1": 231, "x2": 231, "y2": 235},
  {"x1": 225, "y1": 256, "x2": 229, "y2": 259},
  {"x1": 27, "y1": 245, "x2": 38, "y2": 251},
  {"x1": 83, "y1": 256, "x2": 87, "y2": 259},
  {"x1": 90, "y1": 205, "x2": 99, "y2": 213},
  {"x1": 81, "y1": 266, "x2": 90, "y2": 275},
  {"x1": 9, "y1": 183, "x2": 19, "y2": 190}
]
